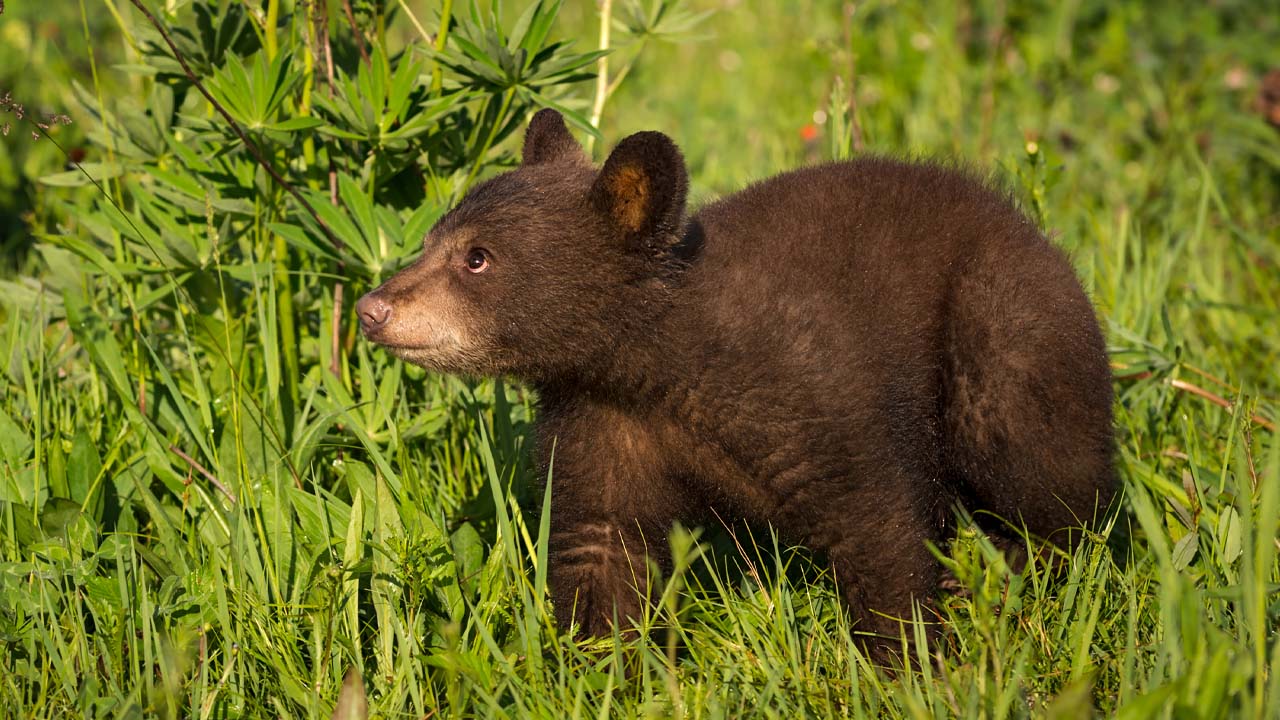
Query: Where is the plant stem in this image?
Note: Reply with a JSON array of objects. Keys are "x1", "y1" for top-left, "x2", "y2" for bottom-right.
[
  {"x1": 265, "y1": 0, "x2": 279, "y2": 60},
  {"x1": 341, "y1": 0, "x2": 371, "y2": 67},
  {"x1": 264, "y1": 3, "x2": 296, "y2": 413},
  {"x1": 300, "y1": 1, "x2": 318, "y2": 177},
  {"x1": 587, "y1": 0, "x2": 613, "y2": 155},
  {"x1": 396, "y1": 0, "x2": 432, "y2": 45},
  {"x1": 431, "y1": 0, "x2": 454, "y2": 93},
  {"x1": 273, "y1": 226, "x2": 299, "y2": 426}
]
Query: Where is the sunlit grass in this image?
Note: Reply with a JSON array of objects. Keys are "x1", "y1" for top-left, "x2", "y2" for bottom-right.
[{"x1": 1, "y1": 0, "x2": 1278, "y2": 717}]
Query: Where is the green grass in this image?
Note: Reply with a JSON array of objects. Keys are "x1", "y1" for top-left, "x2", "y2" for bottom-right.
[{"x1": 1, "y1": 0, "x2": 1279, "y2": 717}]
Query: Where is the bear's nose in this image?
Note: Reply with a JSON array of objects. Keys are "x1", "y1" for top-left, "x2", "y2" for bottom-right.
[{"x1": 356, "y1": 294, "x2": 392, "y2": 332}]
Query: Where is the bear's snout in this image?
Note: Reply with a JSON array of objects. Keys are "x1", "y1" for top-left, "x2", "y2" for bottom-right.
[{"x1": 356, "y1": 293, "x2": 392, "y2": 336}]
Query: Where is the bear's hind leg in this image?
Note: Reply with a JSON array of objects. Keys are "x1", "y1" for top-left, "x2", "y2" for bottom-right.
[
  {"x1": 942, "y1": 248, "x2": 1118, "y2": 552},
  {"x1": 806, "y1": 475, "x2": 946, "y2": 664}
]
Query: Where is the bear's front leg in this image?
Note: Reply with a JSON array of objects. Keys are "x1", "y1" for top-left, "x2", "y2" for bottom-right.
[{"x1": 536, "y1": 399, "x2": 691, "y2": 638}]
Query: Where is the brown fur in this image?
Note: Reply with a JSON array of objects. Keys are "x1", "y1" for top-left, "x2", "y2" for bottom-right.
[{"x1": 356, "y1": 109, "x2": 1119, "y2": 660}]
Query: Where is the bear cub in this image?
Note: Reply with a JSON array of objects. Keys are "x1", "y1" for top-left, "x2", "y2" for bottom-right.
[{"x1": 357, "y1": 109, "x2": 1118, "y2": 658}]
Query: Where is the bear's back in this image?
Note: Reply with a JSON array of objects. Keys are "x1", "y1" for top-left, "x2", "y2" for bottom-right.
[
  {"x1": 688, "y1": 157, "x2": 1040, "y2": 299},
  {"x1": 675, "y1": 159, "x2": 1047, "y2": 374}
]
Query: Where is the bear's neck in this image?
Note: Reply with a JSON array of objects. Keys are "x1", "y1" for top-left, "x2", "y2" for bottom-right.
[{"x1": 532, "y1": 301, "x2": 688, "y2": 408}]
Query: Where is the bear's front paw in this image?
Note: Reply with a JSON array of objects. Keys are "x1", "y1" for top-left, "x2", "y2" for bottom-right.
[{"x1": 550, "y1": 561, "x2": 648, "y2": 640}]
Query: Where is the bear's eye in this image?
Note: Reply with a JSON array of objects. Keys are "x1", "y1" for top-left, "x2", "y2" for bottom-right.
[{"x1": 465, "y1": 248, "x2": 490, "y2": 274}]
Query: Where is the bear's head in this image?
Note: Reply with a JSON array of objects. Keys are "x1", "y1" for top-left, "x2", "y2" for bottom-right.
[{"x1": 356, "y1": 109, "x2": 690, "y2": 383}]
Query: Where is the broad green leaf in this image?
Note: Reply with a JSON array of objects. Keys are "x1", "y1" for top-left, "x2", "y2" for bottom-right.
[
  {"x1": 1172, "y1": 532, "x2": 1199, "y2": 571},
  {"x1": 66, "y1": 428, "x2": 103, "y2": 508},
  {"x1": 0, "y1": 408, "x2": 32, "y2": 467},
  {"x1": 39, "y1": 498, "x2": 83, "y2": 538}
]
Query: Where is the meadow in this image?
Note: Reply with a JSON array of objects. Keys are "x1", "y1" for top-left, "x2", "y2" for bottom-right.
[{"x1": 0, "y1": 0, "x2": 1277, "y2": 717}]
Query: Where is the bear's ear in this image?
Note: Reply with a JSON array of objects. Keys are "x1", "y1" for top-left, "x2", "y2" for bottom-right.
[
  {"x1": 590, "y1": 131, "x2": 688, "y2": 247},
  {"x1": 522, "y1": 109, "x2": 586, "y2": 166}
]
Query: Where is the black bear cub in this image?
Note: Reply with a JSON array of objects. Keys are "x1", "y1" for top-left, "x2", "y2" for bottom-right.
[{"x1": 357, "y1": 109, "x2": 1118, "y2": 658}]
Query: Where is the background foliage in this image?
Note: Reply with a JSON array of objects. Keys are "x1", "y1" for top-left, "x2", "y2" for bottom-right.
[{"x1": 0, "y1": 0, "x2": 1278, "y2": 717}]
